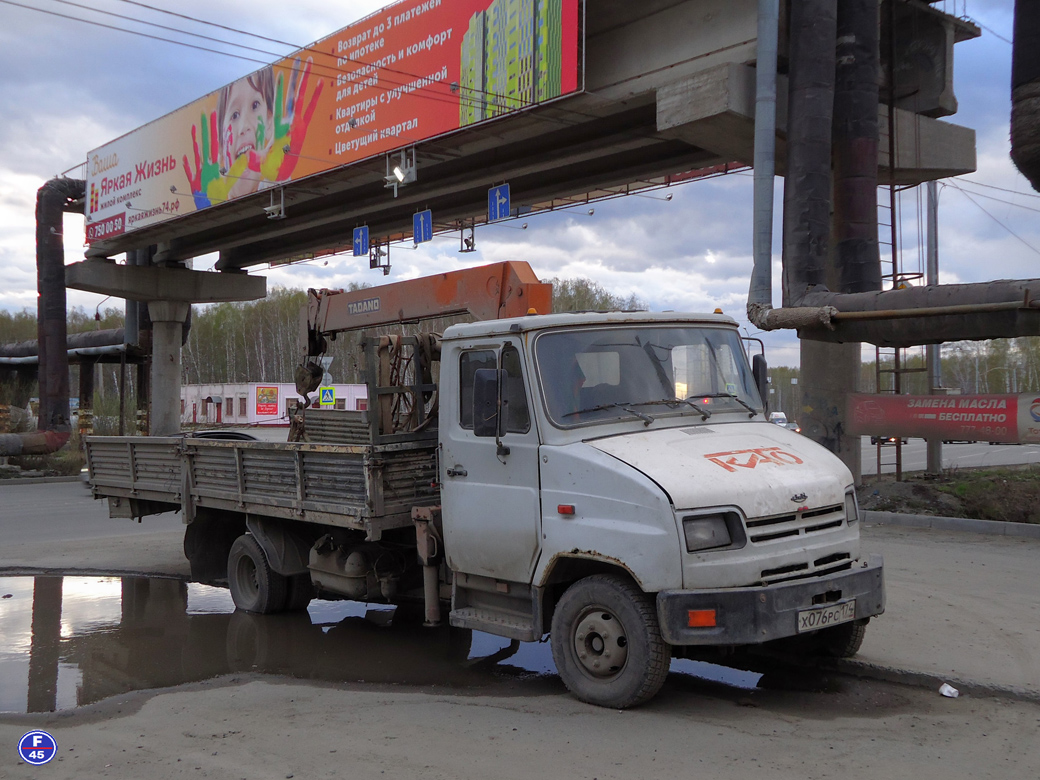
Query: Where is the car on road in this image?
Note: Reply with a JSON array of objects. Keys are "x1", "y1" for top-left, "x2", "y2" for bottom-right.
[{"x1": 189, "y1": 430, "x2": 260, "y2": 441}]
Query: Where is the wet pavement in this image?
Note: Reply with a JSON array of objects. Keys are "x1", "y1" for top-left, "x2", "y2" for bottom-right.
[{"x1": 0, "y1": 575, "x2": 785, "y2": 714}]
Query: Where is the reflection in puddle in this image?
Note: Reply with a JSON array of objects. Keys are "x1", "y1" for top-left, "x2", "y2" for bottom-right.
[{"x1": 0, "y1": 576, "x2": 795, "y2": 713}]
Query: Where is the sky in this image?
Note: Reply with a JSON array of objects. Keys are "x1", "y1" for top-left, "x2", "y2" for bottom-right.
[{"x1": 0, "y1": 0, "x2": 1033, "y2": 367}]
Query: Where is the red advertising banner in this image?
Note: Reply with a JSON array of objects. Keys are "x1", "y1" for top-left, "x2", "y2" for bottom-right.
[
  {"x1": 848, "y1": 393, "x2": 1040, "y2": 444},
  {"x1": 85, "y1": 0, "x2": 582, "y2": 243}
]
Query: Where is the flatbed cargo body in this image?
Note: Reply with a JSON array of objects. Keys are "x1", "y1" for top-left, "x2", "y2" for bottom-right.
[{"x1": 85, "y1": 435, "x2": 437, "y2": 540}]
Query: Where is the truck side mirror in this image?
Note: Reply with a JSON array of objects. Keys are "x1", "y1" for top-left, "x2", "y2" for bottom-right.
[
  {"x1": 752, "y1": 354, "x2": 768, "y2": 412},
  {"x1": 473, "y1": 368, "x2": 507, "y2": 438}
]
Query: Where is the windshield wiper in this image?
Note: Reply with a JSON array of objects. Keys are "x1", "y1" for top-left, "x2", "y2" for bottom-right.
[
  {"x1": 696, "y1": 393, "x2": 759, "y2": 418},
  {"x1": 562, "y1": 402, "x2": 655, "y2": 426},
  {"x1": 627, "y1": 397, "x2": 712, "y2": 420}
]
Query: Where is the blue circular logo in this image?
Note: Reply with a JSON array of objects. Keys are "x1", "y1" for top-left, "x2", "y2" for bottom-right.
[{"x1": 18, "y1": 730, "x2": 57, "y2": 765}]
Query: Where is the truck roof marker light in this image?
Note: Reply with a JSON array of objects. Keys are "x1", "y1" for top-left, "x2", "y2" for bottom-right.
[
  {"x1": 527, "y1": 307, "x2": 539, "y2": 315},
  {"x1": 714, "y1": 308, "x2": 723, "y2": 314},
  {"x1": 687, "y1": 609, "x2": 717, "y2": 628},
  {"x1": 558, "y1": 504, "x2": 575, "y2": 515}
]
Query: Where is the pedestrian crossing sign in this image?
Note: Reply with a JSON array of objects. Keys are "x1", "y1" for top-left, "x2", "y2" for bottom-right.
[{"x1": 319, "y1": 387, "x2": 335, "y2": 406}]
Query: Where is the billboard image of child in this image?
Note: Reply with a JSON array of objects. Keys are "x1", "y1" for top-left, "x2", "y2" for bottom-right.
[{"x1": 182, "y1": 58, "x2": 323, "y2": 209}]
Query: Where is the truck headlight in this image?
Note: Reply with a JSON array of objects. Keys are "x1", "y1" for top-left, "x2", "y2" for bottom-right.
[
  {"x1": 682, "y1": 514, "x2": 732, "y2": 552},
  {"x1": 845, "y1": 490, "x2": 860, "y2": 525}
]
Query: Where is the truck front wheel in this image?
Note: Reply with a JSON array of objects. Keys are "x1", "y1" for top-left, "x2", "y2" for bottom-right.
[
  {"x1": 228, "y1": 534, "x2": 288, "y2": 614},
  {"x1": 550, "y1": 574, "x2": 670, "y2": 708},
  {"x1": 817, "y1": 619, "x2": 868, "y2": 658}
]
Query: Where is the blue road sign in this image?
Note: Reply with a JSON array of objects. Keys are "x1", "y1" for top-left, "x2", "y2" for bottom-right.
[
  {"x1": 413, "y1": 210, "x2": 433, "y2": 244},
  {"x1": 488, "y1": 184, "x2": 510, "y2": 222},
  {"x1": 18, "y1": 730, "x2": 57, "y2": 766},
  {"x1": 353, "y1": 226, "x2": 369, "y2": 257},
  {"x1": 319, "y1": 387, "x2": 335, "y2": 406}
]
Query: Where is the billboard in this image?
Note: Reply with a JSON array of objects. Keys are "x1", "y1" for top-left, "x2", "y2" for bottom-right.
[
  {"x1": 85, "y1": 0, "x2": 582, "y2": 244},
  {"x1": 848, "y1": 393, "x2": 1040, "y2": 444},
  {"x1": 256, "y1": 386, "x2": 279, "y2": 416}
]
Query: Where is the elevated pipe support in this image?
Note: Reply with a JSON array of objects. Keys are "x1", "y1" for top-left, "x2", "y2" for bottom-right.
[{"x1": 751, "y1": 280, "x2": 1040, "y2": 347}]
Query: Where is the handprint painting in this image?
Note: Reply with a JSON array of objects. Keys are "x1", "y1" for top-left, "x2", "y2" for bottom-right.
[
  {"x1": 182, "y1": 59, "x2": 322, "y2": 209},
  {"x1": 84, "y1": 0, "x2": 580, "y2": 243}
]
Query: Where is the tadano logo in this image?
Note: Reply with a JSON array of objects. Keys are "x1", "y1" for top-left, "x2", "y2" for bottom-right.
[{"x1": 17, "y1": 730, "x2": 57, "y2": 765}]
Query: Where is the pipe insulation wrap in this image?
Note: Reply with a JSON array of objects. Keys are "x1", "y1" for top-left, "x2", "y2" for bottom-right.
[
  {"x1": 833, "y1": 0, "x2": 881, "y2": 294},
  {"x1": 782, "y1": 0, "x2": 837, "y2": 305},
  {"x1": 1012, "y1": 0, "x2": 1040, "y2": 191},
  {"x1": 0, "y1": 430, "x2": 71, "y2": 457},
  {"x1": 749, "y1": 0, "x2": 780, "y2": 308},
  {"x1": 35, "y1": 178, "x2": 84, "y2": 433}
]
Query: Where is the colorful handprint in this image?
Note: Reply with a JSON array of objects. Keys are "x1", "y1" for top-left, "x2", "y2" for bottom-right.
[
  {"x1": 181, "y1": 110, "x2": 220, "y2": 209},
  {"x1": 260, "y1": 57, "x2": 324, "y2": 183}
]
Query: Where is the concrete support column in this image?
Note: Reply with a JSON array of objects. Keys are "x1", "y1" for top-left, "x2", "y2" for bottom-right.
[
  {"x1": 148, "y1": 301, "x2": 190, "y2": 436},
  {"x1": 800, "y1": 340, "x2": 862, "y2": 484}
]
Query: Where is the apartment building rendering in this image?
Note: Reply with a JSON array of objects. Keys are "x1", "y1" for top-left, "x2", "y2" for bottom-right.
[{"x1": 459, "y1": 0, "x2": 564, "y2": 125}]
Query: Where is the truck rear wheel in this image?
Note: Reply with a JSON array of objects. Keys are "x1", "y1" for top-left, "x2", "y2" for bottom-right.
[
  {"x1": 228, "y1": 534, "x2": 288, "y2": 614},
  {"x1": 284, "y1": 574, "x2": 315, "y2": 612},
  {"x1": 550, "y1": 574, "x2": 669, "y2": 708}
]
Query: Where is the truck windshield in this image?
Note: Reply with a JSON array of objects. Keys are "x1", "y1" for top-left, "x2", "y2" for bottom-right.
[{"x1": 536, "y1": 326, "x2": 763, "y2": 427}]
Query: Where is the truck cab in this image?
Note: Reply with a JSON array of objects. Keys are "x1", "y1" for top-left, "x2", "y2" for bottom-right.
[{"x1": 438, "y1": 311, "x2": 883, "y2": 707}]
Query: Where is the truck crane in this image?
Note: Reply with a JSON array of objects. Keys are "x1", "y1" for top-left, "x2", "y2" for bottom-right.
[{"x1": 86, "y1": 261, "x2": 883, "y2": 708}]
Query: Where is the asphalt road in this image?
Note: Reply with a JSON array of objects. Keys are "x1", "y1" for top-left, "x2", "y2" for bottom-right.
[
  {"x1": 2, "y1": 480, "x2": 1037, "y2": 696},
  {"x1": 1, "y1": 481, "x2": 1039, "y2": 778},
  {"x1": 0, "y1": 481, "x2": 187, "y2": 575},
  {"x1": 862, "y1": 438, "x2": 1040, "y2": 475}
]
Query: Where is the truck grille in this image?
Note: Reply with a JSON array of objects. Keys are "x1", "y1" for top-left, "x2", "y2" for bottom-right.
[
  {"x1": 760, "y1": 553, "x2": 852, "y2": 584},
  {"x1": 744, "y1": 503, "x2": 845, "y2": 544}
]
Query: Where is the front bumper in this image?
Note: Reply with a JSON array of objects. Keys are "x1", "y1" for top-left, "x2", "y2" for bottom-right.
[{"x1": 656, "y1": 554, "x2": 884, "y2": 646}]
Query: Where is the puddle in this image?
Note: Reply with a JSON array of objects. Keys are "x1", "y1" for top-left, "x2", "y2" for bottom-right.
[{"x1": 0, "y1": 576, "x2": 802, "y2": 713}]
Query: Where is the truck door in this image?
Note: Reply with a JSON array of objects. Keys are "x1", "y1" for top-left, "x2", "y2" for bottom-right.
[{"x1": 440, "y1": 343, "x2": 541, "y2": 583}]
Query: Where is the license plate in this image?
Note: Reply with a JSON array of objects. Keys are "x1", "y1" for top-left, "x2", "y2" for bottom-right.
[{"x1": 796, "y1": 599, "x2": 856, "y2": 633}]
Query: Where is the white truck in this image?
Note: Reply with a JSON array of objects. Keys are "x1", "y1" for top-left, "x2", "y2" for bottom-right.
[{"x1": 86, "y1": 262, "x2": 884, "y2": 708}]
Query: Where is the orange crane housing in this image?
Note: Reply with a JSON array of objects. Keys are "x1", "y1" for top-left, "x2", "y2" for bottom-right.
[{"x1": 302, "y1": 261, "x2": 552, "y2": 354}]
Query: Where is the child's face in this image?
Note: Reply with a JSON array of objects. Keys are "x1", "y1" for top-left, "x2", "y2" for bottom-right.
[{"x1": 223, "y1": 79, "x2": 272, "y2": 166}]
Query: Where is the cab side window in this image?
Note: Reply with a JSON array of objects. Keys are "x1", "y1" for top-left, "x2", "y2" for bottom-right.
[
  {"x1": 501, "y1": 345, "x2": 531, "y2": 434},
  {"x1": 459, "y1": 350, "x2": 496, "y2": 429},
  {"x1": 458, "y1": 347, "x2": 531, "y2": 433}
]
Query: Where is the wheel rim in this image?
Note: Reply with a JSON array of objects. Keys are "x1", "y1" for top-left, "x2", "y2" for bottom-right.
[
  {"x1": 236, "y1": 554, "x2": 260, "y2": 600},
  {"x1": 572, "y1": 606, "x2": 629, "y2": 679}
]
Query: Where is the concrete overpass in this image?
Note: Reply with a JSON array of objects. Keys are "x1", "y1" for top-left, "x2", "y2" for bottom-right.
[
  {"x1": 48, "y1": 0, "x2": 979, "y2": 464},
  {"x1": 74, "y1": 0, "x2": 975, "y2": 271}
]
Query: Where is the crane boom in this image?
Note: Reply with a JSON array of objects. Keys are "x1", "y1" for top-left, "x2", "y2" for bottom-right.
[{"x1": 302, "y1": 261, "x2": 552, "y2": 354}]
